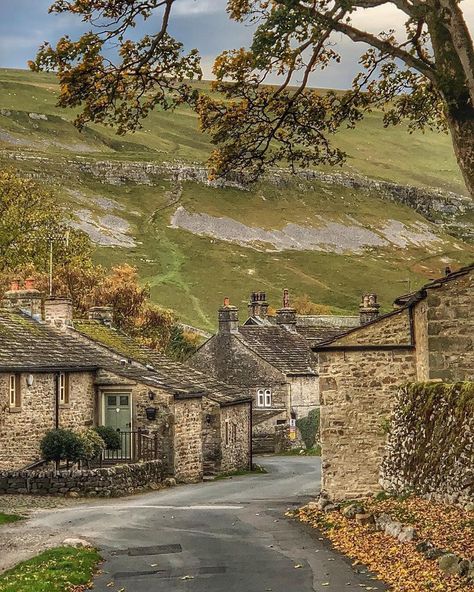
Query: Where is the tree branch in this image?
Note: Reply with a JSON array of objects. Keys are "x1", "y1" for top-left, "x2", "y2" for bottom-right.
[{"x1": 319, "y1": 14, "x2": 437, "y2": 82}]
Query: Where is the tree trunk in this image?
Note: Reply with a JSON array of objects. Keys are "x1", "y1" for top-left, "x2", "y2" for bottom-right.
[{"x1": 446, "y1": 107, "x2": 474, "y2": 198}]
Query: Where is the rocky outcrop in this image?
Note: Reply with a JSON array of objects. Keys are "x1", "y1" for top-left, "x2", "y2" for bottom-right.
[{"x1": 4, "y1": 151, "x2": 472, "y2": 237}]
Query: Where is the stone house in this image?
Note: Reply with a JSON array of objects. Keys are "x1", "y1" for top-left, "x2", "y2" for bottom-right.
[
  {"x1": 0, "y1": 284, "x2": 251, "y2": 481},
  {"x1": 314, "y1": 264, "x2": 473, "y2": 500},
  {"x1": 190, "y1": 291, "x2": 361, "y2": 452}
]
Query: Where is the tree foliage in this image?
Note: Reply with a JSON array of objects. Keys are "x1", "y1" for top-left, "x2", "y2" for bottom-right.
[
  {"x1": 30, "y1": 0, "x2": 474, "y2": 196},
  {"x1": 296, "y1": 408, "x2": 320, "y2": 450},
  {"x1": 0, "y1": 169, "x2": 90, "y2": 272}
]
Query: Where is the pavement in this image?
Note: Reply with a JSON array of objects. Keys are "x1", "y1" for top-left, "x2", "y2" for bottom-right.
[{"x1": 1, "y1": 456, "x2": 387, "y2": 591}]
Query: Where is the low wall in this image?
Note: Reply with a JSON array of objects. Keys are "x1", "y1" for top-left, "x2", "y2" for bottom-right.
[
  {"x1": 381, "y1": 382, "x2": 474, "y2": 507},
  {"x1": 0, "y1": 460, "x2": 164, "y2": 497}
]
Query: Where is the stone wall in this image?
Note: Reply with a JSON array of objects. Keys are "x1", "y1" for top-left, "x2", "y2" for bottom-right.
[
  {"x1": 289, "y1": 375, "x2": 319, "y2": 418},
  {"x1": 0, "y1": 460, "x2": 164, "y2": 497},
  {"x1": 202, "y1": 398, "x2": 222, "y2": 475},
  {"x1": 173, "y1": 397, "x2": 203, "y2": 483},
  {"x1": 0, "y1": 372, "x2": 97, "y2": 470},
  {"x1": 220, "y1": 404, "x2": 251, "y2": 473},
  {"x1": 381, "y1": 382, "x2": 474, "y2": 508},
  {"x1": 332, "y1": 309, "x2": 412, "y2": 346},
  {"x1": 424, "y1": 272, "x2": 473, "y2": 381},
  {"x1": 318, "y1": 348, "x2": 417, "y2": 500},
  {"x1": 191, "y1": 334, "x2": 290, "y2": 452}
]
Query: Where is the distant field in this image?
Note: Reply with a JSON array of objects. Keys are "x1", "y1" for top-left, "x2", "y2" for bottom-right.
[{"x1": 0, "y1": 68, "x2": 471, "y2": 331}]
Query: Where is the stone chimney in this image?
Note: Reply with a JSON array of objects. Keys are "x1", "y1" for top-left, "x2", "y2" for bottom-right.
[
  {"x1": 359, "y1": 293, "x2": 380, "y2": 325},
  {"x1": 44, "y1": 297, "x2": 73, "y2": 329},
  {"x1": 88, "y1": 306, "x2": 114, "y2": 327},
  {"x1": 2, "y1": 278, "x2": 43, "y2": 320},
  {"x1": 248, "y1": 291, "x2": 269, "y2": 319},
  {"x1": 218, "y1": 298, "x2": 239, "y2": 334},
  {"x1": 276, "y1": 288, "x2": 297, "y2": 332}
]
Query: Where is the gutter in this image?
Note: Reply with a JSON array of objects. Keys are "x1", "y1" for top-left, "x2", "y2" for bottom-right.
[{"x1": 313, "y1": 344, "x2": 415, "y2": 352}]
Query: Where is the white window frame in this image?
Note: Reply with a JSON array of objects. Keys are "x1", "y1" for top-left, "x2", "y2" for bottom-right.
[
  {"x1": 264, "y1": 389, "x2": 272, "y2": 408},
  {"x1": 257, "y1": 388, "x2": 272, "y2": 408},
  {"x1": 9, "y1": 374, "x2": 16, "y2": 408},
  {"x1": 59, "y1": 372, "x2": 69, "y2": 405}
]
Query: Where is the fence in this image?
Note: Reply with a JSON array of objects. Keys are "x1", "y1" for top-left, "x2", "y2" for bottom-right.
[{"x1": 103, "y1": 429, "x2": 160, "y2": 464}]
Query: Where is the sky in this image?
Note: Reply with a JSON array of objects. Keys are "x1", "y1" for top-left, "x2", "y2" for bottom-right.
[{"x1": 0, "y1": 0, "x2": 473, "y2": 90}]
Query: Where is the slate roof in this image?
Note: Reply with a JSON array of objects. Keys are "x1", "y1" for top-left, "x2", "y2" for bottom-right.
[
  {"x1": 236, "y1": 325, "x2": 316, "y2": 375},
  {"x1": 294, "y1": 325, "x2": 353, "y2": 347},
  {"x1": 72, "y1": 320, "x2": 251, "y2": 406},
  {"x1": 0, "y1": 309, "x2": 250, "y2": 406},
  {"x1": 0, "y1": 309, "x2": 102, "y2": 371}
]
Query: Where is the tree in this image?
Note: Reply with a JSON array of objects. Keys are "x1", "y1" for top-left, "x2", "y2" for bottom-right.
[
  {"x1": 30, "y1": 1, "x2": 474, "y2": 196},
  {"x1": 0, "y1": 169, "x2": 79, "y2": 272}
]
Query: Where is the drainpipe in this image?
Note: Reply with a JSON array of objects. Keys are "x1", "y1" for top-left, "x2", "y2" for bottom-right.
[
  {"x1": 249, "y1": 399, "x2": 253, "y2": 471},
  {"x1": 54, "y1": 372, "x2": 60, "y2": 429}
]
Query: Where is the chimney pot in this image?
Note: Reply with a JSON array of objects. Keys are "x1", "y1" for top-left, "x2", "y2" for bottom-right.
[
  {"x1": 276, "y1": 289, "x2": 297, "y2": 331},
  {"x1": 223, "y1": 297, "x2": 230, "y2": 307},
  {"x1": 248, "y1": 290, "x2": 269, "y2": 319},
  {"x1": 10, "y1": 279, "x2": 20, "y2": 291},
  {"x1": 359, "y1": 292, "x2": 380, "y2": 325},
  {"x1": 24, "y1": 278, "x2": 35, "y2": 290}
]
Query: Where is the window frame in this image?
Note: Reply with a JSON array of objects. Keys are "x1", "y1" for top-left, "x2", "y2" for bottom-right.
[
  {"x1": 264, "y1": 389, "x2": 272, "y2": 408},
  {"x1": 59, "y1": 372, "x2": 70, "y2": 405},
  {"x1": 225, "y1": 419, "x2": 230, "y2": 446},
  {"x1": 8, "y1": 374, "x2": 21, "y2": 409},
  {"x1": 256, "y1": 388, "x2": 265, "y2": 408}
]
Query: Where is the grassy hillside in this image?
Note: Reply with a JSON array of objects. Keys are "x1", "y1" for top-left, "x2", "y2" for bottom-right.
[{"x1": 0, "y1": 68, "x2": 472, "y2": 331}]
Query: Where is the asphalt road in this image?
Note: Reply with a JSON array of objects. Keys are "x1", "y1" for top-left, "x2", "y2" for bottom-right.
[{"x1": 28, "y1": 456, "x2": 386, "y2": 592}]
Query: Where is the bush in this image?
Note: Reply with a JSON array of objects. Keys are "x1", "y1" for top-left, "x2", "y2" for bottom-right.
[
  {"x1": 78, "y1": 429, "x2": 105, "y2": 463},
  {"x1": 296, "y1": 408, "x2": 320, "y2": 450},
  {"x1": 94, "y1": 426, "x2": 121, "y2": 450},
  {"x1": 40, "y1": 429, "x2": 84, "y2": 465}
]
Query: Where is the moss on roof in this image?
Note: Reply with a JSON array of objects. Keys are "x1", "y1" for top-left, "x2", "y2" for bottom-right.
[{"x1": 72, "y1": 320, "x2": 151, "y2": 364}]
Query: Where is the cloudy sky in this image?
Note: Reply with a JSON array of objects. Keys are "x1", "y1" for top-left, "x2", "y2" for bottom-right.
[{"x1": 1, "y1": 0, "x2": 473, "y2": 89}]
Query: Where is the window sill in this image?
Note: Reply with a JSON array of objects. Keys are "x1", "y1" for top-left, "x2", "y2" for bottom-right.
[
  {"x1": 59, "y1": 404, "x2": 71, "y2": 409},
  {"x1": 8, "y1": 407, "x2": 21, "y2": 413}
]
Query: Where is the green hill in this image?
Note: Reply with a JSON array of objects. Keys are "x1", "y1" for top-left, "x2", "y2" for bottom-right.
[{"x1": 0, "y1": 68, "x2": 472, "y2": 330}]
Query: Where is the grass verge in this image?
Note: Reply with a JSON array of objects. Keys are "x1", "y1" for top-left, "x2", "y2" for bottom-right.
[
  {"x1": 0, "y1": 513, "x2": 24, "y2": 526},
  {"x1": 276, "y1": 446, "x2": 321, "y2": 456},
  {"x1": 0, "y1": 547, "x2": 101, "y2": 592}
]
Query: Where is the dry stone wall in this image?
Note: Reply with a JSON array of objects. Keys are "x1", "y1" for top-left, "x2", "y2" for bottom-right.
[
  {"x1": 0, "y1": 460, "x2": 164, "y2": 497},
  {"x1": 381, "y1": 382, "x2": 474, "y2": 508}
]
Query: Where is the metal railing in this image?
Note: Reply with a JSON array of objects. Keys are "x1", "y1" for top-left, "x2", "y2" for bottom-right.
[{"x1": 102, "y1": 429, "x2": 160, "y2": 464}]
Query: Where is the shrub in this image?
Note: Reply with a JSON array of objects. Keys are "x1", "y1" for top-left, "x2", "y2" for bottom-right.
[
  {"x1": 94, "y1": 426, "x2": 121, "y2": 450},
  {"x1": 78, "y1": 429, "x2": 105, "y2": 463},
  {"x1": 40, "y1": 429, "x2": 84, "y2": 465},
  {"x1": 296, "y1": 408, "x2": 320, "y2": 450}
]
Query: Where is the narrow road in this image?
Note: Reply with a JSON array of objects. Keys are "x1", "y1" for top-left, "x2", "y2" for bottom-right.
[{"x1": 18, "y1": 457, "x2": 386, "y2": 591}]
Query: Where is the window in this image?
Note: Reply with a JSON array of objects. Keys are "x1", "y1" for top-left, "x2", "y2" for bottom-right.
[
  {"x1": 264, "y1": 389, "x2": 272, "y2": 407},
  {"x1": 59, "y1": 373, "x2": 69, "y2": 405},
  {"x1": 225, "y1": 420, "x2": 230, "y2": 445},
  {"x1": 257, "y1": 388, "x2": 272, "y2": 408},
  {"x1": 8, "y1": 374, "x2": 20, "y2": 408}
]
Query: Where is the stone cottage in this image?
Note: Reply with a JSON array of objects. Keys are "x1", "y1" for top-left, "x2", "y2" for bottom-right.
[
  {"x1": 190, "y1": 291, "x2": 361, "y2": 452},
  {"x1": 314, "y1": 264, "x2": 473, "y2": 500},
  {"x1": 0, "y1": 283, "x2": 251, "y2": 481}
]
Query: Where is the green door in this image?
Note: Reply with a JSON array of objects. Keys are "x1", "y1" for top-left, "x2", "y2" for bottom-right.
[{"x1": 104, "y1": 393, "x2": 132, "y2": 459}]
